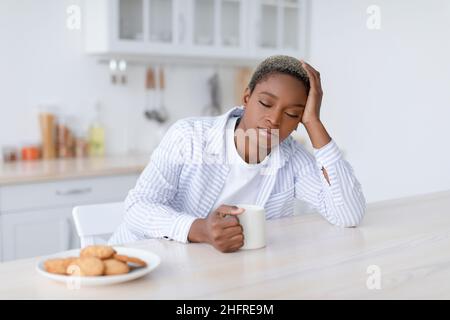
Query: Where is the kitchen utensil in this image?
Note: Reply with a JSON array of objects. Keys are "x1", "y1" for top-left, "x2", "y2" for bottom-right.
[
  {"x1": 156, "y1": 66, "x2": 169, "y2": 122},
  {"x1": 144, "y1": 66, "x2": 168, "y2": 123},
  {"x1": 144, "y1": 67, "x2": 156, "y2": 120},
  {"x1": 234, "y1": 67, "x2": 253, "y2": 105},
  {"x1": 202, "y1": 71, "x2": 222, "y2": 116}
]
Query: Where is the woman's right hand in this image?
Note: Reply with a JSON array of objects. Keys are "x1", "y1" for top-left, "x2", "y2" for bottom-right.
[{"x1": 188, "y1": 205, "x2": 245, "y2": 253}]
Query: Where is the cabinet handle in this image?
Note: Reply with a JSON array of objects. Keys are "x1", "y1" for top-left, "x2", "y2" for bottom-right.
[{"x1": 55, "y1": 187, "x2": 92, "y2": 196}]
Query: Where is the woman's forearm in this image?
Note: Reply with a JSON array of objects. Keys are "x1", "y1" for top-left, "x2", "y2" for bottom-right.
[
  {"x1": 304, "y1": 120, "x2": 332, "y2": 184},
  {"x1": 303, "y1": 119, "x2": 331, "y2": 149}
]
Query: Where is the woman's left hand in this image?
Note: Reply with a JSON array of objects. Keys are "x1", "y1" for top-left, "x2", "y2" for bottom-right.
[{"x1": 299, "y1": 60, "x2": 323, "y2": 125}]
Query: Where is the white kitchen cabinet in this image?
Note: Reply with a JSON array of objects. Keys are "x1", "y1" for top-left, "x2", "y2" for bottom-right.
[
  {"x1": 84, "y1": 0, "x2": 308, "y2": 63},
  {"x1": 0, "y1": 175, "x2": 138, "y2": 213},
  {"x1": 86, "y1": 0, "x2": 187, "y2": 57},
  {"x1": 0, "y1": 174, "x2": 138, "y2": 262},
  {"x1": 0, "y1": 207, "x2": 77, "y2": 261}
]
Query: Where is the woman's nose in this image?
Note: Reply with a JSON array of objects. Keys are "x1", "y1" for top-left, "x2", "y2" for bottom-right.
[{"x1": 266, "y1": 110, "x2": 282, "y2": 127}]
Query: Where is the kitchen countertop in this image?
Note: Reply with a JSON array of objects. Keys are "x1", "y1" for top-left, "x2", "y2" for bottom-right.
[
  {"x1": 0, "y1": 155, "x2": 150, "y2": 185},
  {"x1": 1, "y1": 190, "x2": 450, "y2": 299}
]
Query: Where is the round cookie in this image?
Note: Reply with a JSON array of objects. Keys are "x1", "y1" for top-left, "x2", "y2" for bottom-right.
[
  {"x1": 44, "y1": 257, "x2": 76, "y2": 275},
  {"x1": 66, "y1": 257, "x2": 105, "y2": 276},
  {"x1": 80, "y1": 245, "x2": 116, "y2": 260},
  {"x1": 113, "y1": 254, "x2": 147, "y2": 267},
  {"x1": 103, "y1": 259, "x2": 130, "y2": 275}
]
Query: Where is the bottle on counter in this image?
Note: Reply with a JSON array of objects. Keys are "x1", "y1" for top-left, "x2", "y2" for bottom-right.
[
  {"x1": 38, "y1": 110, "x2": 56, "y2": 159},
  {"x1": 75, "y1": 136, "x2": 89, "y2": 158},
  {"x1": 73, "y1": 126, "x2": 89, "y2": 158},
  {"x1": 56, "y1": 114, "x2": 76, "y2": 158},
  {"x1": 88, "y1": 101, "x2": 105, "y2": 157}
]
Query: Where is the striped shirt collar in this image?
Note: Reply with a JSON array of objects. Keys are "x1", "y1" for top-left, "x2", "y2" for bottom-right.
[{"x1": 205, "y1": 106, "x2": 291, "y2": 168}]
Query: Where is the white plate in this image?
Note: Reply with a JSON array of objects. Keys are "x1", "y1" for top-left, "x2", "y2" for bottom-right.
[{"x1": 36, "y1": 247, "x2": 161, "y2": 287}]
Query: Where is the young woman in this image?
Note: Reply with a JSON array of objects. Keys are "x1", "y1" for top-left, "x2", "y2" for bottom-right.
[{"x1": 109, "y1": 55, "x2": 366, "y2": 252}]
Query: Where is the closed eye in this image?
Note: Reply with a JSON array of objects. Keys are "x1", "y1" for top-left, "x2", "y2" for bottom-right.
[
  {"x1": 285, "y1": 113, "x2": 300, "y2": 118},
  {"x1": 260, "y1": 100, "x2": 299, "y2": 118},
  {"x1": 259, "y1": 100, "x2": 271, "y2": 108}
]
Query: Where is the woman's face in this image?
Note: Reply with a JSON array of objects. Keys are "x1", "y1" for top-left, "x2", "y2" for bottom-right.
[{"x1": 240, "y1": 73, "x2": 308, "y2": 149}]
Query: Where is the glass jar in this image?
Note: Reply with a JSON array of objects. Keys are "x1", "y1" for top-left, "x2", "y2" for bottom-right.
[
  {"x1": 21, "y1": 144, "x2": 41, "y2": 161},
  {"x1": 2, "y1": 146, "x2": 19, "y2": 163}
]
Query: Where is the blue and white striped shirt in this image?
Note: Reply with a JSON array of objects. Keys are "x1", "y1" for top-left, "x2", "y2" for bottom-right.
[{"x1": 109, "y1": 106, "x2": 366, "y2": 245}]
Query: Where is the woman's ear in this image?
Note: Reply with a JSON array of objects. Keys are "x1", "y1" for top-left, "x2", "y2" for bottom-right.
[{"x1": 242, "y1": 87, "x2": 251, "y2": 107}]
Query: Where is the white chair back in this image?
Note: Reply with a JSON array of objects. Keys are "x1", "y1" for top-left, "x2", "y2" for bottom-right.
[{"x1": 72, "y1": 202, "x2": 124, "y2": 248}]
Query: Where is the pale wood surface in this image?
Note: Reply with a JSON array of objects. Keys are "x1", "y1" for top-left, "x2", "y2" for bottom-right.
[
  {"x1": 0, "y1": 155, "x2": 149, "y2": 185},
  {"x1": 1, "y1": 190, "x2": 450, "y2": 299}
]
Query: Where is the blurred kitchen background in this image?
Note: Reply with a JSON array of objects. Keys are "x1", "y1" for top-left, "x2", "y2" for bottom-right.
[{"x1": 0, "y1": 0, "x2": 449, "y2": 261}]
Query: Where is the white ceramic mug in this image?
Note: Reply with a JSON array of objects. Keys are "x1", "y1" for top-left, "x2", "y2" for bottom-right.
[{"x1": 236, "y1": 204, "x2": 266, "y2": 250}]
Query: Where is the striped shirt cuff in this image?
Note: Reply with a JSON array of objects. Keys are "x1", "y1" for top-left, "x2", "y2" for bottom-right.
[
  {"x1": 313, "y1": 139, "x2": 345, "y2": 204},
  {"x1": 166, "y1": 214, "x2": 198, "y2": 243},
  {"x1": 313, "y1": 139, "x2": 343, "y2": 169}
]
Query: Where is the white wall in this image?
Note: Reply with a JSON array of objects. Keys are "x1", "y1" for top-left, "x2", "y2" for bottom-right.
[
  {"x1": 305, "y1": 0, "x2": 450, "y2": 202},
  {"x1": 1, "y1": 0, "x2": 449, "y2": 204}
]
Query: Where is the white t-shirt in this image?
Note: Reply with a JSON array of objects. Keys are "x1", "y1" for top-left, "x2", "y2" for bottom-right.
[{"x1": 211, "y1": 116, "x2": 272, "y2": 212}]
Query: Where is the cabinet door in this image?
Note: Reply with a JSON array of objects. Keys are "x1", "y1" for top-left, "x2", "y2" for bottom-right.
[
  {"x1": 190, "y1": 0, "x2": 246, "y2": 50},
  {"x1": 147, "y1": 0, "x2": 175, "y2": 43},
  {"x1": 220, "y1": 0, "x2": 246, "y2": 49},
  {"x1": 257, "y1": 0, "x2": 278, "y2": 49},
  {"x1": 118, "y1": 0, "x2": 145, "y2": 40},
  {"x1": 1, "y1": 207, "x2": 79, "y2": 262},
  {"x1": 117, "y1": 0, "x2": 177, "y2": 44},
  {"x1": 282, "y1": 0, "x2": 302, "y2": 51},
  {"x1": 192, "y1": 0, "x2": 215, "y2": 47},
  {"x1": 251, "y1": 0, "x2": 308, "y2": 58}
]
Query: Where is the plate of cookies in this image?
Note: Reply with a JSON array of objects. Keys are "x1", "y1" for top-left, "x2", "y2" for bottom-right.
[{"x1": 36, "y1": 245, "x2": 161, "y2": 286}]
